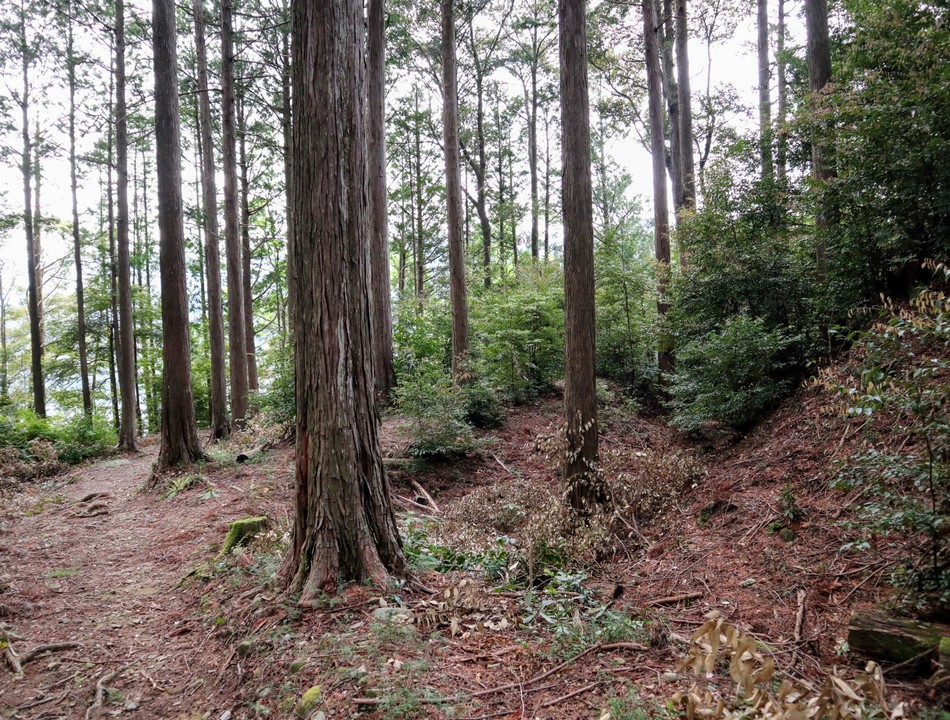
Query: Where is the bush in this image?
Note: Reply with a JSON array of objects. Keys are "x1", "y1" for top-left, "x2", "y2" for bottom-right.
[
  {"x1": 258, "y1": 354, "x2": 296, "y2": 429},
  {"x1": 393, "y1": 359, "x2": 476, "y2": 458},
  {"x1": 54, "y1": 414, "x2": 116, "y2": 465},
  {"x1": 669, "y1": 315, "x2": 796, "y2": 432}
]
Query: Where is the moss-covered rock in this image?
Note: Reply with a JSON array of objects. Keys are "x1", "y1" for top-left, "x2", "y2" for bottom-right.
[
  {"x1": 295, "y1": 685, "x2": 322, "y2": 718},
  {"x1": 216, "y1": 516, "x2": 269, "y2": 558}
]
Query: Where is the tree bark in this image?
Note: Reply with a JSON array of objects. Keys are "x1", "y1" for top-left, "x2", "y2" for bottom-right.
[
  {"x1": 237, "y1": 94, "x2": 259, "y2": 392},
  {"x1": 805, "y1": 0, "x2": 835, "y2": 279},
  {"x1": 559, "y1": 0, "x2": 603, "y2": 515},
  {"x1": 442, "y1": 0, "x2": 470, "y2": 382},
  {"x1": 116, "y1": 0, "x2": 139, "y2": 450},
  {"x1": 280, "y1": 0, "x2": 294, "y2": 346},
  {"x1": 368, "y1": 0, "x2": 396, "y2": 402},
  {"x1": 643, "y1": 0, "x2": 673, "y2": 374},
  {"x1": 757, "y1": 0, "x2": 773, "y2": 181},
  {"x1": 674, "y1": 0, "x2": 695, "y2": 210},
  {"x1": 285, "y1": 0, "x2": 406, "y2": 598},
  {"x1": 193, "y1": 0, "x2": 230, "y2": 439},
  {"x1": 776, "y1": 0, "x2": 788, "y2": 183},
  {"x1": 153, "y1": 0, "x2": 206, "y2": 470},
  {"x1": 67, "y1": 17, "x2": 92, "y2": 417},
  {"x1": 221, "y1": 0, "x2": 249, "y2": 426},
  {"x1": 658, "y1": 0, "x2": 683, "y2": 218},
  {"x1": 18, "y1": 3, "x2": 45, "y2": 418}
]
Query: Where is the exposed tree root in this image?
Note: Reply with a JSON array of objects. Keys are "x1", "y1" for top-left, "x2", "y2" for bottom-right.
[{"x1": 85, "y1": 662, "x2": 133, "y2": 720}]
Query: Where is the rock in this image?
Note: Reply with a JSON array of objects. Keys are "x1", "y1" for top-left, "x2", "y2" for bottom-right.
[
  {"x1": 216, "y1": 516, "x2": 269, "y2": 558},
  {"x1": 236, "y1": 640, "x2": 254, "y2": 657},
  {"x1": 371, "y1": 606, "x2": 413, "y2": 623},
  {"x1": 219, "y1": 712, "x2": 232, "y2": 720},
  {"x1": 289, "y1": 658, "x2": 307, "y2": 674},
  {"x1": 295, "y1": 686, "x2": 322, "y2": 719}
]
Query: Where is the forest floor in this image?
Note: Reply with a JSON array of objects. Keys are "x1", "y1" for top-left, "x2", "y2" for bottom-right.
[{"x1": 0, "y1": 383, "x2": 944, "y2": 719}]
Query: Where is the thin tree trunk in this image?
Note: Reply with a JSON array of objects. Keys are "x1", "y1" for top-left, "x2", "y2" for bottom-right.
[
  {"x1": 527, "y1": 64, "x2": 539, "y2": 261},
  {"x1": 543, "y1": 113, "x2": 551, "y2": 262},
  {"x1": 559, "y1": 0, "x2": 603, "y2": 516},
  {"x1": 285, "y1": 0, "x2": 406, "y2": 598},
  {"x1": 368, "y1": 0, "x2": 396, "y2": 401},
  {"x1": 643, "y1": 0, "x2": 673, "y2": 373},
  {"x1": 675, "y1": 0, "x2": 695, "y2": 210},
  {"x1": 658, "y1": 0, "x2": 683, "y2": 218},
  {"x1": 33, "y1": 122, "x2": 44, "y2": 351},
  {"x1": 280, "y1": 0, "x2": 294, "y2": 343},
  {"x1": 776, "y1": 0, "x2": 788, "y2": 183},
  {"x1": 757, "y1": 0, "x2": 773, "y2": 181},
  {"x1": 237, "y1": 94, "x2": 259, "y2": 392},
  {"x1": 193, "y1": 0, "x2": 230, "y2": 439},
  {"x1": 19, "y1": 3, "x2": 45, "y2": 417},
  {"x1": 0, "y1": 273, "x2": 7, "y2": 404},
  {"x1": 153, "y1": 0, "x2": 206, "y2": 470},
  {"x1": 412, "y1": 100, "x2": 425, "y2": 304},
  {"x1": 67, "y1": 17, "x2": 92, "y2": 416},
  {"x1": 107, "y1": 86, "x2": 120, "y2": 433},
  {"x1": 116, "y1": 0, "x2": 138, "y2": 450},
  {"x1": 221, "y1": 0, "x2": 249, "y2": 426},
  {"x1": 443, "y1": 0, "x2": 470, "y2": 381}
]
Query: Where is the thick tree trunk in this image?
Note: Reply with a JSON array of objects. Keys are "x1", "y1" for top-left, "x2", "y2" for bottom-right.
[
  {"x1": 674, "y1": 0, "x2": 695, "y2": 210},
  {"x1": 805, "y1": 0, "x2": 835, "y2": 279},
  {"x1": 193, "y1": 0, "x2": 230, "y2": 439},
  {"x1": 286, "y1": 0, "x2": 406, "y2": 598},
  {"x1": 116, "y1": 0, "x2": 139, "y2": 450},
  {"x1": 221, "y1": 0, "x2": 249, "y2": 426},
  {"x1": 67, "y1": 18, "x2": 92, "y2": 416},
  {"x1": 237, "y1": 95, "x2": 259, "y2": 392},
  {"x1": 757, "y1": 0, "x2": 773, "y2": 181},
  {"x1": 19, "y1": 6, "x2": 45, "y2": 418},
  {"x1": 643, "y1": 0, "x2": 673, "y2": 374},
  {"x1": 368, "y1": 0, "x2": 396, "y2": 402},
  {"x1": 442, "y1": 0, "x2": 470, "y2": 381},
  {"x1": 776, "y1": 0, "x2": 788, "y2": 183},
  {"x1": 153, "y1": 0, "x2": 206, "y2": 470},
  {"x1": 559, "y1": 0, "x2": 603, "y2": 516}
]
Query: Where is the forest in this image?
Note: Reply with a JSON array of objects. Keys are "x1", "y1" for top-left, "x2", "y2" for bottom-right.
[{"x1": 0, "y1": 0, "x2": 948, "y2": 717}]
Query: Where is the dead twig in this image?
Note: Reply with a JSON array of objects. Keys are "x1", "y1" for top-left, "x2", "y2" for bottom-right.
[
  {"x1": 491, "y1": 453, "x2": 514, "y2": 475},
  {"x1": 21, "y1": 642, "x2": 82, "y2": 666},
  {"x1": 17, "y1": 688, "x2": 71, "y2": 711},
  {"x1": 794, "y1": 589, "x2": 807, "y2": 643},
  {"x1": 539, "y1": 680, "x2": 602, "y2": 708},
  {"x1": 648, "y1": 591, "x2": 703, "y2": 606}
]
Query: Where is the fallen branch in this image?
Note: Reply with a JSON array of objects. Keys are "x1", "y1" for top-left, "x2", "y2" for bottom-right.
[
  {"x1": 648, "y1": 591, "x2": 703, "y2": 606},
  {"x1": 17, "y1": 688, "x2": 71, "y2": 711},
  {"x1": 85, "y1": 663, "x2": 133, "y2": 720},
  {"x1": 409, "y1": 478, "x2": 441, "y2": 513},
  {"x1": 393, "y1": 494, "x2": 439, "y2": 516},
  {"x1": 3, "y1": 643, "x2": 22, "y2": 674},
  {"x1": 491, "y1": 453, "x2": 513, "y2": 475},
  {"x1": 236, "y1": 442, "x2": 272, "y2": 464},
  {"x1": 794, "y1": 589, "x2": 807, "y2": 643}
]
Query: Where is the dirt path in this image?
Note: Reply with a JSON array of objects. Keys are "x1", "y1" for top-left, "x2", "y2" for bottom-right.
[{"x1": 0, "y1": 445, "x2": 284, "y2": 719}]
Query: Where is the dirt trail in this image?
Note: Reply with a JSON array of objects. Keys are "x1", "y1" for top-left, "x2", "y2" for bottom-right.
[{"x1": 0, "y1": 445, "x2": 281, "y2": 719}]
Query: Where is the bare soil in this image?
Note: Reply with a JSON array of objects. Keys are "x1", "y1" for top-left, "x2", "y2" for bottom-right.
[{"x1": 0, "y1": 387, "x2": 941, "y2": 719}]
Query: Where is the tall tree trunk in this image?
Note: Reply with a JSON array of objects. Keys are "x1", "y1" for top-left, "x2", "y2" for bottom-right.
[
  {"x1": 280, "y1": 0, "x2": 294, "y2": 343},
  {"x1": 805, "y1": 0, "x2": 835, "y2": 279},
  {"x1": 193, "y1": 0, "x2": 230, "y2": 439},
  {"x1": 368, "y1": 0, "x2": 396, "y2": 401},
  {"x1": 412, "y1": 99, "x2": 425, "y2": 304},
  {"x1": 237, "y1": 94, "x2": 259, "y2": 392},
  {"x1": 543, "y1": 112, "x2": 551, "y2": 262},
  {"x1": 153, "y1": 0, "x2": 206, "y2": 470},
  {"x1": 33, "y1": 123, "x2": 44, "y2": 351},
  {"x1": 468, "y1": 24, "x2": 493, "y2": 290},
  {"x1": 776, "y1": 0, "x2": 788, "y2": 183},
  {"x1": 0, "y1": 273, "x2": 7, "y2": 404},
  {"x1": 67, "y1": 18, "x2": 92, "y2": 416},
  {"x1": 285, "y1": 0, "x2": 406, "y2": 599},
  {"x1": 674, "y1": 0, "x2": 695, "y2": 210},
  {"x1": 559, "y1": 0, "x2": 603, "y2": 516},
  {"x1": 19, "y1": 4, "x2": 45, "y2": 417},
  {"x1": 643, "y1": 0, "x2": 673, "y2": 373},
  {"x1": 442, "y1": 0, "x2": 469, "y2": 381},
  {"x1": 116, "y1": 0, "x2": 139, "y2": 450},
  {"x1": 221, "y1": 0, "x2": 249, "y2": 426},
  {"x1": 658, "y1": 0, "x2": 683, "y2": 218},
  {"x1": 757, "y1": 0, "x2": 773, "y2": 181},
  {"x1": 107, "y1": 85, "x2": 120, "y2": 433}
]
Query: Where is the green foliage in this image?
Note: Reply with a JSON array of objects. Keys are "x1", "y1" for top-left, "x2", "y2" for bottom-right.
[
  {"x1": 825, "y1": 271, "x2": 950, "y2": 616},
  {"x1": 0, "y1": 409, "x2": 115, "y2": 468},
  {"x1": 259, "y1": 353, "x2": 296, "y2": 429},
  {"x1": 669, "y1": 315, "x2": 796, "y2": 432},
  {"x1": 393, "y1": 358, "x2": 476, "y2": 458}
]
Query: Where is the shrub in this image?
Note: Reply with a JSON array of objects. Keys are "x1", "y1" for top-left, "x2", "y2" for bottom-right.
[
  {"x1": 54, "y1": 414, "x2": 116, "y2": 465},
  {"x1": 393, "y1": 359, "x2": 476, "y2": 458},
  {"x1": 669, "y1": 315, "x2": 796, "y2": 432},
  {"x1": 258, "y1": 353, "x2": 296, "y2": 430}
]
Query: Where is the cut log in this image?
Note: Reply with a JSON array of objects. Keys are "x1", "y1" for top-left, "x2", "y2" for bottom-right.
[
  {"x1": 236, "y1": 442, "x2": 271, "y2": 463},
  {"x1": 216, "y1": 516, "x2": 269, "y2": 558},
  {"x1": 847, "y1": 607, "x2": 949, "y2": 675}
]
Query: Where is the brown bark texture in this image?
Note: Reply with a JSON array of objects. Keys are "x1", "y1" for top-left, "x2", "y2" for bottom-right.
[
  {"x1": 442, "y1": 0, "x2": 470, "y2": 381},
  {"x1": 237, "y1": 95, "x2": 259, "y2": 392},
  {"x1": 153, "y1": 0, "x2": 205, "y2": 470},
  {"x1": 193, "y1": 0, "x2": 231, "y2": 439},
  {"x1": 757, "y1": 0, "x2": 773, "y2": 180},
  {"x1": 776, "y1": 0, "x2": 788, "y2": 182},
  {"x1": 674, "y1": 0, "x2": 695, "y2": 210},
  {"x1": 657, "y1": 0, "x2": 683, "y2": 218},
  {"x1": 221, "y1": 0, "x2": 249, "y2": 426},
  {"x1": 368, "y1": 0, "x2": 396, "y2": 401},
  {"x1": 285, "y1": 0, "x2": 406, "y2": 599},
  {"x1": 558, "y1": 0, "x2": 603, "y2": 514},
  {"x1": 116, "y1": 0, "x2": 139, "y2": 450},
  {"x1": 805, "y1": 0, "x2": 835, "y2": 277}
]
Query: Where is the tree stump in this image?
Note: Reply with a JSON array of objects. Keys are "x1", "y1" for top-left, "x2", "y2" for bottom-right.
[{"x1": 847, "y1": 608, "x2": 949, "y2": 675}]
